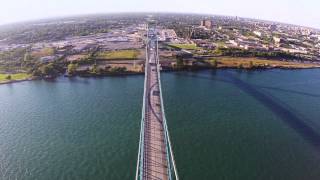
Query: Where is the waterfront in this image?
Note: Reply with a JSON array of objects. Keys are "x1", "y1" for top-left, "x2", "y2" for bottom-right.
[{"x1": 1, "y1": 69, "x2": 320, "y2": 179}]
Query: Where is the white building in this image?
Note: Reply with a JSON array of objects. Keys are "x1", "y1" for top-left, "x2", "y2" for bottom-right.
[
  {"x1": 273, "y1": 37, "x2": 281, "y2": 43},
  {"x1": 253, "y1": 31, "x2": 262, "y2": 37}
]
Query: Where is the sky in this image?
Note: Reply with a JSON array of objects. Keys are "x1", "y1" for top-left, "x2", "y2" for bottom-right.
[{"x1": 0, "y1": 0, "x2": 319, "y2": 28}]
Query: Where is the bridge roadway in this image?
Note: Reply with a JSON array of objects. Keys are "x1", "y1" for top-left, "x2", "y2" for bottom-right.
[{"x1": 142, "y1": 33, "x2": 169, "y2": 180}]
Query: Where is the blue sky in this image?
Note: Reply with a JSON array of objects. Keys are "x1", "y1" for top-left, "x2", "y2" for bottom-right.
[{"x1": 1, "y1": 0, "x2": 319, "y2": 28}]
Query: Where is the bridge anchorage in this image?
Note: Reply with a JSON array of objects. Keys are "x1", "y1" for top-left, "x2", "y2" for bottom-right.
[{"x1": 135, "y1": 26, "x2": 179, "y2": 180}]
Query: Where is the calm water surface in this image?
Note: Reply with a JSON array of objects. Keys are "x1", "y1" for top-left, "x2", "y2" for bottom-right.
[{"x1": 1, "y1": 69, "x2": 320, "y2": 180}]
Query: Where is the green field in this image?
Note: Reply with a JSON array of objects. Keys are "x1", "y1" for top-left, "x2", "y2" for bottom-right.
[
  {"x1": 95, "y1": 50, "x2": 140, "y2": 60},
  {"x1": 169, "y1": 43, "x2": 200, "y2": 50},
  {"x1": 0, "y1": 73, "x2": 30, "y2": 83}
]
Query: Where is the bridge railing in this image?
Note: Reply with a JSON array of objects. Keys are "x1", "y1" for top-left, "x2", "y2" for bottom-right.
[
  {"x1": 135, "y1": 27, "x2": 179, "y2": 180},
  {"x1": 135, "y1": 34, "x2": 149, "y2": 180},
  {"x1": 156, "y1": 39, "x2": 179, "y2": 180}
]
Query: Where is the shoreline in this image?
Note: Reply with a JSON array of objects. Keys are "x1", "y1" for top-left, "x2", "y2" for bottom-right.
[
  {"x1": 1, "y1": 66, "x2": 320, "y2": 86},
  {"x1": 0, "y1": 78, "x2": 34, "y2": 85}
]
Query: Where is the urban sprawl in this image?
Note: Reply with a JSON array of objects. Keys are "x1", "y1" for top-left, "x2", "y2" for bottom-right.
[{"x1": 0, "y1": 13, "x2": 320, "y2": 83}]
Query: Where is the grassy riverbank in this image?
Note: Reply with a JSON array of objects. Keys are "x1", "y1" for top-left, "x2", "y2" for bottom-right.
[
  {"x1": 206, "y1": 57, "x2": 320, "y2": 69},
  {"x1": 0, "y1": 73, "x2": 31, "y2": 83},
  {"x1": 1, "y1": 57, "x2": 320, "y2": 86},
  {"x1": 169, "y1": 43, "x2": 201, "y2": 50},
  {"x1": 95, "y1": 50, "x2": 140, "y2": 60}
]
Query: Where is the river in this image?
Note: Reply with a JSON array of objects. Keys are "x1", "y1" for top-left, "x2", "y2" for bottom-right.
[{"x1": 1, "y1": 69, "x2": 320, "y2": 179}]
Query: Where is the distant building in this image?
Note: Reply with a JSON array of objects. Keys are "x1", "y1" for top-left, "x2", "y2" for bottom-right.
[
  {"x1": 273, "y1": 37, "x2": 284, "y2": 44},
  {"x1": 200, "y1": 20, "x2": 213, "y2": 29},
  {"x1": 300, "y1": 29, "x2": 311, "y2": 36},
  {"x1": 253, "y1": 31, "x2": 262, "y2": 37},
  {"x1": 269, "y1": 24, "x2": 277, "y2": 31},
  {"x1": 158, "y1": 29, "x2": 177, "y2": 42},
  {"x1": 40, "y1": 56, "x2": 56, "y2": 63},
  {"x1": 229, "y1": 40, "x2": 238, "y2": 46},
  {"x1": 280, "y1": 48, "x2": 308, "y2": 54}
]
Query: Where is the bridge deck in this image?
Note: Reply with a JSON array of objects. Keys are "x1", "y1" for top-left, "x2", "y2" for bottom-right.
[{"x1": 142, "y1": 39, "x2": 169, "y2": 180}]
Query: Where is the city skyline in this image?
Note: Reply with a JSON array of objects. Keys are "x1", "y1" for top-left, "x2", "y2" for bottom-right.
[{"x1": 0, "y1": 0, "x2": 319, "y2": 29}]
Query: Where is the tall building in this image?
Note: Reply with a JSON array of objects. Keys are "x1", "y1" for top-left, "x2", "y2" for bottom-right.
[
  {"x1": 269, "y1": 24, "x2": 277, "y2": 31},
  {"x1": 200, "y1": 20, "x2": 213, "y2": 29}
]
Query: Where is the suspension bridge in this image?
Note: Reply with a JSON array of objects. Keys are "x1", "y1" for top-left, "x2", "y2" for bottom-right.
[{"x1": 135, "y1": 26, "x2": 179, "y2": 180}]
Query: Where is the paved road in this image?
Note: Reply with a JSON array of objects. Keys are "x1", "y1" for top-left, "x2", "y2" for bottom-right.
[{"x1": 142, "y1": 30, "x2": 169, "y2": 180}]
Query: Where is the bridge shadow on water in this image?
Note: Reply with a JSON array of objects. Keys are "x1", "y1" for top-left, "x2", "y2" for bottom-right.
[
  {"x1": 174, "y1": 71, "x2": 320, "y2": 150},
  {"x1": 256, "y1": 86, "x2": 320, "y2": 98}
]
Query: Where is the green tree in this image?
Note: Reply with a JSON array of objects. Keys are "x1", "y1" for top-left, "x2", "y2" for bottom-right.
[
  {"x1": 32, "y1": 69, "x2": 42, "y2": 77},
  {"x1": 40, "y1": 63, "x2": 59, "y2": 77},
  {"x1": 211, "y1": 59, "x2": 218, "y2": 68},
  {"x1": 110, "y1": 66, "x2": 127, "y2": 73},
  {"x1": 67, "y1": 63, "x2": 78, "y2": 75},
  {"x1": 41, "y1": 65, "x2": 51, "y2": 75},
  {"x1": 5, "y1": 75, "x2": 11, "y2": 80},
  {"x1": 214, "y1": 48, "x2": 222, "y2": 55},
  {"x1": 90, "y1": 64, "x2": 101, "y2": 74},
  {"x1": 248, "y1": 61, "x2": 254, "y2": 69},
  {"x1": 176, "y1": 56, "x2": 184, "y2": 69}
]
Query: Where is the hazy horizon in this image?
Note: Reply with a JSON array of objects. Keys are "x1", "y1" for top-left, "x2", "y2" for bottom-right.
[
  {"x1": 0, "y1": 11, "x2": 318, "y2": 31},
  {"x1": 0, "y1": 0, "x2": 319, "y2": 29}
]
